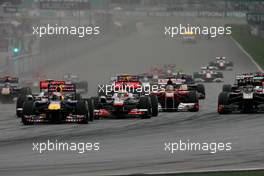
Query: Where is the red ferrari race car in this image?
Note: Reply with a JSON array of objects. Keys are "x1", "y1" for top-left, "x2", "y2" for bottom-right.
[{"x1": 155, "y1": 78, "x2": 200, "y2": 112}]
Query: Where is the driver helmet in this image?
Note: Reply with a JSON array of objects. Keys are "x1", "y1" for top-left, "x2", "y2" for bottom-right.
[
  {"x1": 51, "y1": 92, "x2": 64, "y2": 101},
  {"x1": 166, "y1": 85, "x2": 174, "y2": 92},
  {"x1": 117, "y1": 91, "x2": 128, "y2": 99}
]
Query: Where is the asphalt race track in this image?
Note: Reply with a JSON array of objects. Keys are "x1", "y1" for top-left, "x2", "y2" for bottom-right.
[{"x1": 0, "y1": 18, "x2": 263, "y2": 176}]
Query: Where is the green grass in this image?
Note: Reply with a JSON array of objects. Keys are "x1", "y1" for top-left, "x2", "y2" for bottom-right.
[
  {"x1": 135, "y1": 170, "x2": 264, "y2": 176},
  {"x1": 231, "y1": 24, "x2": 264, "y2": 69},
  {"x1": 170, "y1": 170, "x2": 264, "y2": 176}
]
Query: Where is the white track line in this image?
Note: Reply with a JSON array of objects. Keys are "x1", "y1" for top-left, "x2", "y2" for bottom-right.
[{"x1": 231, "y1": 36, "x2": 263, "y2": 72}]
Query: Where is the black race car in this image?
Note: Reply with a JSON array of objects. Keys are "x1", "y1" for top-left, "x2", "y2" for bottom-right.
[
  {"x1": 174, "y1": 73, "x2": 206, "y2": 99},
  {"x1": 193, "y1": 66, "x2": 224, "y2": 83},
  {"x1": 0, "y1": 76, "x2": 31, "y2": 103},
  {"x1": 218, "y1": 73, "x2": 264, "y2": 114},
  {"x1": 209, "y1": 56, "x2": 234, "y2": 70}
]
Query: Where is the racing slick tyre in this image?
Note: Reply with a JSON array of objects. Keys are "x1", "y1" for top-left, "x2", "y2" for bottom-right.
[
  {"x1": 92, "y1": 97, "x2": 101, "y2": 120},
  {"x1": 87, "y1": 98, "x2": 94, "y2": 121},
  {"x1": 188, "y1": 91, "x2": 199, "y2": 112},
  {"x1": 218, "y1": 92, "x2": 231, "y2": 114},
  {"x1": 150, "y1": 94, "x2": 159, "y2": 117},
  {"x1": 222, "y1": 84, "x2": 232, "y2": 92},
  {"x1": 16, "y1": 94, "x2": 27, "y2": 118},
  {"x1": 76, "y1": 101, "x2": 89, "y2": 124},
  {"x1": 197, "y1": 84, "x2": 206, "y2": 99},
  {"x1": 138, "y1": 96, "x2": 152, "y2": 119},
  {"x1": 22, "y1": 101, "x2": 34, "y2": 125}
]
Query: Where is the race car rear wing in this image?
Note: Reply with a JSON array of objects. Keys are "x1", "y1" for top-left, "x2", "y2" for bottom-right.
[
  {"x1": 201, "y1": 66, "x2": 217, "y2": 70},
  {"x1": 39, "y1": 80, "x2": 65, "y2": 90},
  {"x1": 236, "y1": 74, "x2": 264, "y2": 87},
  {"x1": 158, "y1": 78, "x2": 185, "y2": 85},
  {"x1": 48, "y1": 84, "x2": 76, "y2": 93},
  {"x1": 117, "y1": 75, "x2": 139, "y2": 82},
  {"x1": 115, "y1": 81, "x2": 141, "y2": 89},
  {"x1": 0, "y1": 77, "x2": 19, "y2": 84}
]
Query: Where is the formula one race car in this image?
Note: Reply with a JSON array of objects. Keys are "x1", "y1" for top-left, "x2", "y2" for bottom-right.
[
  {"x1": 16, "y1": 80, "x2": 64, "y2": 117},
  {"x1": 209, "y1": 56, "x2": 234, "y2": 70},
  {"x1": 182, "y1": 31, "x2": 196, "y2": 43},
  {"x1": 157, "y1": 77, "x2": 205, "y2": 99},
  {"x1": 21, "y1": 82, "x2": 94, "y2": 125},
  {"x1": 0, "y1": 76, "x2": 31, "y2": 103},
  {"x1": 149, "y1": 64, "x2": 183, "y2": 79},
  {"x1": 175, "y1": 73, "x2": 206, "y2": 99},
  {"x1": 155, "y1": 81, "x2": 199, "y2": 112},
  {"x1": 218, "y1": 72, "x2": 264, "y2": 114},
  {"x1": 93, "y1": 74, "x2": 158, "y2": 119},
  {"x1": 63, "y1": 73, "x2": 88, "y2": 94},
  {"x1": 193, "y1": 66, "x2": 224, "y2": 83}
]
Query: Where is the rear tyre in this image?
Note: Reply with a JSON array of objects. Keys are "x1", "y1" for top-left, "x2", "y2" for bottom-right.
[
  {"x1": 76, "y1": 101, "x2": 89, "y2": 124},
  {"x1": 197, "y1": 84, "x2": 205, "y2": 99},
  {"x1": 22, "y1": 101, "x2": 34, "y2": 125},
  {"x1": 16, "y1": 95, "x2": 27, "y2": 118},
  {"x1": 92, "y1": 97, "x2": 101, "y2": 120},
  {"x1": 138, "y1": 96, "x2": 152, "y2": 119},
  {"x1": 218, "y1": 92, "x2": 231, "y2": 114},
  {"x1": 150, "y1": 94, "x2": 159, "y2": 117},
  {"x1": 87, "y1": 98, "x2": 94, "y2": 121},
  {"x1": 188, "y1": 91, "x2": 199, "y2": 112}
]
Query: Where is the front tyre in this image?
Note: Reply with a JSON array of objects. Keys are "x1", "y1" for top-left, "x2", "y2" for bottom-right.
[
  {"x1": 138, "y1": 96, "x2": 152, "y2": 119},
  {"x1": 218, "y1": 92, "x2": 231, "y2": 114}
]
